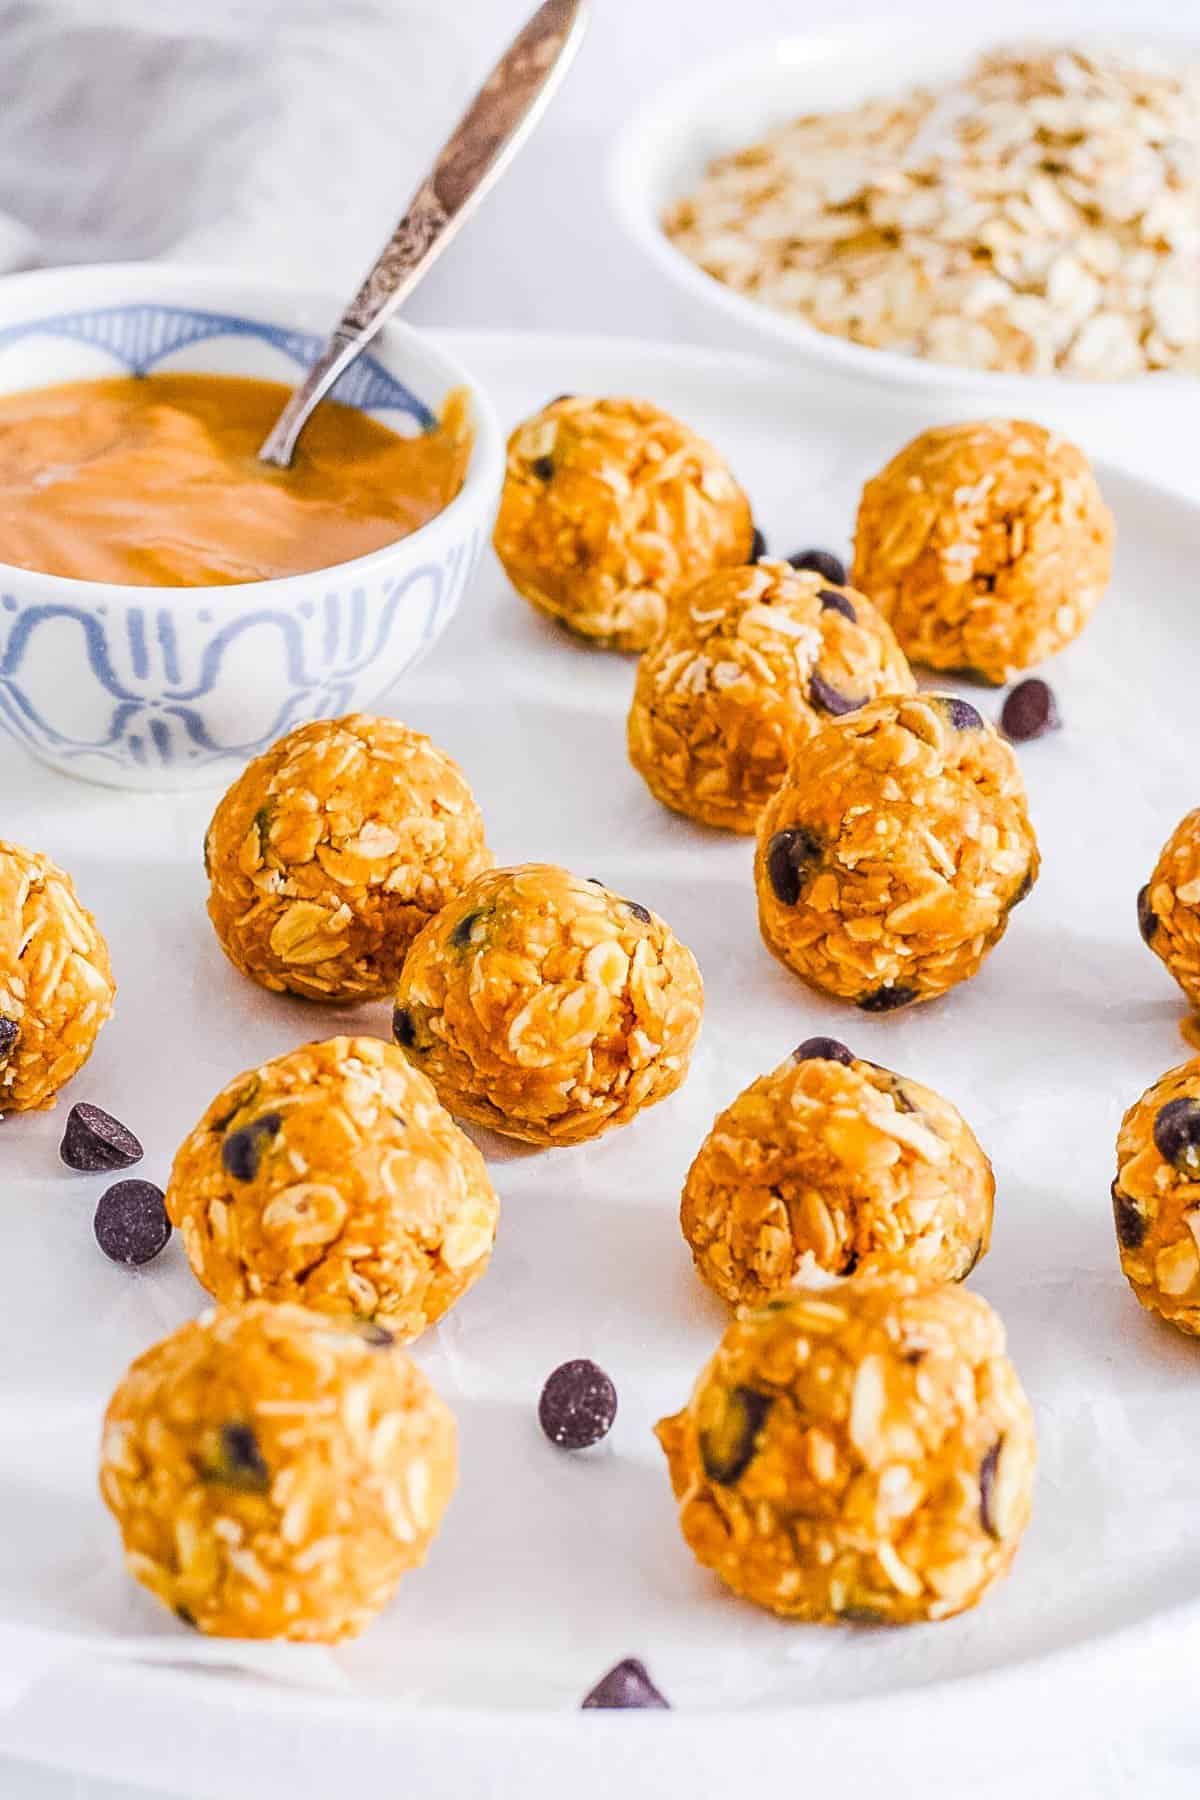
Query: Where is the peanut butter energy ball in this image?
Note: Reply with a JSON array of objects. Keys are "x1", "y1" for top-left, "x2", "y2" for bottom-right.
[
  {"x1": 167, "y1": 1036, "x2": 498, "y2": 1340},
  {"x1": 1113, "y1": 1059, "x2": 1200, "y2": 1334},
  {"x1": 852, "y1": 420, "x2": 1114, "y2": 685},
  {"x1": 100, "y1": 1300, "x2": 456, "y2": 1641},
  {"x1": 755, "y1": 692, "x2": 1038, "y2": 1009},
  {"x1": 0, "y1": 841, "x2": 115, "y2": 1113},
  {"x1": 656, "y1": 1275, "x2": 1035, "y2": 1625},
  {"x1": 1139, "y1": 809, "x2": 1200, "y2": 1012},
  {"x1": 492, "y1": 396, "x2": 754, "y2": 651},
  {"x1": 682, "y1": 1038, "x2": 993, "y2": 1305},
  {"x1": 205, "y1": 714, "x2": 492, "y2": 1003},
  {"x1": 392, "y1": 864, "x2": 703, "y2": 1146},
  {"x1": 627, "y1": 560, "x2": 914, "y2": 833}
]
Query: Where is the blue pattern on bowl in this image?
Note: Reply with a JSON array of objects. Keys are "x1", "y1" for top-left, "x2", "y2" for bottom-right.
[{"x1": 0, "y1": 302, "x2": 486, "y2": 787}]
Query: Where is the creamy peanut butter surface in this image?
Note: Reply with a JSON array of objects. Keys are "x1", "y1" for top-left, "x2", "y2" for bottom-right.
[{"x1": 0, "y1": 373, "x2": 472, "y2": 586}]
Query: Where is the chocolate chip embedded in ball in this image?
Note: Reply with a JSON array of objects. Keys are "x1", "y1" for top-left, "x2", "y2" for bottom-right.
[
  {"x1": 94, "y1": 1180, "x2": 171, "y2": 1267},
  {"x1": 809, "y1": 672, "x2": 864, "y2": 718},
  {"x1": 538, "y1": 1358, "x2": 618, "y2": 1450},
  {"x1": 1137, "y1": 884, "x2": 1158, "y2": 946},
  {"x1": 60, "y1": 1102, "x2": 144, "y2": 1173},
  {"x1": 392, "y1": 1005, "x2": 417, "y2": 1049},
  {"x1": 623, "y1": 899, "x2": 652, "y2": 925},
  {"x1": 939, "y1": 697, "x2": 984, "y2": 731},
  {"x1": 1153, "y1": 1098, "x2": 1200, "y2": 1175},
  {"x1": 858, "y1": 984, "x2": 918, "y2": 1013},
  {"x1": 0, "y1": 1015, "x2": 17, "y2": 1063},
  {"x1": 765, "y1": 827, "x2": 822, "y2": 906},
  {"x1": 220, "y1": 1112, "x2": 283, "y2": 1183},
  {"x1": 817, "y1": 587, "x2": 857, "y2": 623},
  {"x1": 788, "y1": 548, "x2": 847, "y2": 586},
  {"x1": 201, "y1": 1421, "x2": 271, "y2": 1493},
  {"x1": 1001, "y1": 678, "x2": 1061, "y2": 743},
  {"x1": 531, "y1": 454, "x2": 555, "y2": 480},
  {"x1": 749, "y1": 525, "x2": 768, "y2": 562},
  {"x1": 699, "y1": 1385, "x2": 772, "y2": 1484},
  {"x1": 581, "y1": 1657, "x2": 670, "y2": 1710},
  {"x1": 1111, "y1": 1181, "x2": 1147, "y2": 1250},
  {"x1": 794, "y1": 1036, "x2": 853, "y2": 1065}
]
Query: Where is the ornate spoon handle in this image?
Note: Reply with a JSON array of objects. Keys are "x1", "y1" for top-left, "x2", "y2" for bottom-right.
[{"x1": 259, "y1": 0, "x2": 588, "y2": 468}]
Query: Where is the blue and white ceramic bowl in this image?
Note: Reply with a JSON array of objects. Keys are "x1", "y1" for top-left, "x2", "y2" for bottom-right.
[{"x1": 0, "y1": 264, "x2": 504, "y2": 790}]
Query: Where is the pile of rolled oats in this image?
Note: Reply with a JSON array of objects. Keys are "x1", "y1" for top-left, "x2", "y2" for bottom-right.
[{"x1": 664, "y1": 43, "x2": 1200, "y2": 377}]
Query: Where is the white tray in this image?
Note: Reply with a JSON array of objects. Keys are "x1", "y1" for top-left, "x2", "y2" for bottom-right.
[{"x1": 2, "y1": 332, "x2": 1199, "y2": 1798}]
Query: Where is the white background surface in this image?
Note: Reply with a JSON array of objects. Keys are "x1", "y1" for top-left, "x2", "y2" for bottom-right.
[{"x1": 3, "y1": 0, "x2": 1200, "y2": 1794}]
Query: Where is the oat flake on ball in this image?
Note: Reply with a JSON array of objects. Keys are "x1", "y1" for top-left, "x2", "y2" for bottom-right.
[
  {"x1": 392, "y1": 864, "x2": 703, "y2": 1146},
  {"x1": 492, "y1": 396, "x2": 754, "y2": 652},
  {"x1": 166, "y1": 1035, "x2": 499, "y2": 1342},
  {"x1": 99, "y1": 1300, "x2": 456, "y2": 1641},
  {"x1": 204, "y1": 714, "x2": 492, "y2": 1003},
  {"x1": 754, "y1": 692, "x2": 1038, "y2": 1009}
]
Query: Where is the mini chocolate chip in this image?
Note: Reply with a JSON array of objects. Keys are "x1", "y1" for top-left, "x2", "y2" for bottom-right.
[
  {"x1": 1154, "y1": 1097, "x2": 1200, "y2": 1174},
  {"x1": 857, "y1": 985, "x2": 917, "y2": 1013},
  {"x1": 1137, "y1": 883, "x2": 1158, "y2": 945},
  {"x1": 700, "y1": 1386, "x2": 772, "y2": 1485},
  {"x1": 749, "y1": 526, "x2": 768, "y2": 561},
  {"x1": 538, "y1": 1359, "x2": 618, "y2": 1450},
  {"x1": 788, "y1": 548, "x2": 847, "y2": 586},
  {"x1": 221, "y1": 1112, "x2": 283, "y2": 1183},
  {"x1": 531, "y1": 454, "x2": 555, "y2": 480},
  {"x1": 358, "y1": 1321, "x2": 396, "y2": 1348},
  {"x1": 61, "y1": 1102, "x2": 143, "y2": 1173},
  {"x1": 207, "y1": 1422, "x2": 270, "y2": 1493},
  {"x1": 94, "y1": 1180, "x2": 171, "y2": 1266},
  {"x1": 175, "y1": 1605, "x2": 198, "y2": 1629},
  {"x1": 841, "y1": 1248, "x2": 860, "y2": 1275},
  {"x1": 765, "y1": 827, "x2": 822, "y2": 906},
  {"x1": 1001, "y1": 677, "x2": 1060, "y2": 743},
  {"x1": 794, "y1": 1036, "x2": 853, "y2": 1065},
  {"x1": 0, "y1": 1015, "x2": 17, "y2": 1062},
  {"x1": 817, "y1": 587, "x2": 857, "y2": 623},
  {"x1": 939, "y1": 696, "x2": 984, "y2": 731},
  {"x1": 624, "y1": 899, "x2": 652, "y2": 924},
  {"x1": 809, "y1": 672, "x2": 864, "y2": 716},
  {"x1": 1111, "y1": 1181, "x2": 1147, "y2": 1250},
  {"x1": 838, "y1": 1604, "x2": 886, "y2": 1625},
  {"x1": 392, "y1": 1005, "x2": 417, "y2": 1049},
  {"x1": 587, "y1": 875, "x2": 605, "y2": 886},
  {"x1": 582, "y1": 1658, "x2": 669, "y2": 1710},
  {"x1": 979, "y1": 1438, "x2": 1004, "y2": 1537},
  {"x1": 451, "y1": 910, "x2": 484, "y2": 948}
]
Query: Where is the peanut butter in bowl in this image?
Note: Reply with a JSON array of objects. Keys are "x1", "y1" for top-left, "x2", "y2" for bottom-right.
[{"x1": 0, "y1": 372, "x2": 473, "y2": 586}]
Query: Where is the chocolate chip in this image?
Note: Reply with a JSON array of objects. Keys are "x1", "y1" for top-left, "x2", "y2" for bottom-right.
[
  {"x1": 531, "y1": 454, "x2": 555, "y2": 480},
  {"x1": 749, "y1": 526, "x2": 768, "y2": 561},
  {"x1": 392, "y1": 1005, "x2": 417, "y2": 1049},
  {"x1": 765, "y1": 827, "x2": 822, "y2": 906},
  {"x1": 809, "y1": 672, "x2": 864, "y2": 716},
  {"x1": 1001, "y1": 678, "x2": 1060, "y2": 743},
  {"x1": 624, "y1": 899, "x2": 652, "y2": 924},
  {"x1": 221, "y1": 1112, "x2": 283, "y2": 1183},
  {"x1": 1153, "y1": 1097, "x2": 1200, "y2": 1174},
  {"x1": 700, "y1": 1386, "x2": 772, "y2": 1485},
  {"x1": 857, "y1": 985, "x2": 917, "y2": 1012},
  {"x1": 538, "y1": 1359, "x2": 618, "y2": 1450},
  {"x1": 0, "y1": 1015, "x2": 17, "y2": 1062},
  {"x1": 587, "y1": 876, "x2": 605, "y2": 886},
  {"x1": 450, "y1": 910, "x2": 484, "y2": 948},
  {"x1": 939, "y1": 696, "x2": 984, "y2": 731},
  {"x1": 1137, "y1": 884, "x2": 1158, "y2": 945},
  {"x1": 979, "y1": 1437, "x2": 1004, "y2": 1537},
  {"x1": 581, "y1": 1658, "x2": 669, "y2": 1710},
  {"x1": 358, "y1": 1321, "x2": 396, "y2": 1348},
  {"x1": 1111, "y1": 1181, "x2": 1146, "y2": 1250},
  {"x1": 61, "y1": 1102, "x2": 143, "y2": 1173},
  {"x1": 841, "y1": 1248, "x2": 860, "y2": 1275},
  {"x1": 837, "y1": 1604, "x2": 886, "y2": 1625},
  {"x1": 794, "y1": 1036, "x2": 853, "y2": 1065},
  {"x1": 817, "y1": 587, "x2": 857, "y2": 623},
  {"x1": 94, "y1": 1180, "x2": 171, "y2": 1266},
  {"x1": 203, "y1": 1422, "x2": 270, "y2": 1493},
  {"x1": 789, "y1": 548, "x2": 846, "y2": 586},
  {"x1": 175, "y1": 1605, "x2": 198, "y2": 1629}
]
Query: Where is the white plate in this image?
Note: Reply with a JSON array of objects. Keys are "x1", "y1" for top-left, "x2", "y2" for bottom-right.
[
  {"x1": 610, "y1": 16, "x2": 1200, "y2": 424},
  {"x1": 2, "y1": 331, "x2": 1200, "y2": 1798}
]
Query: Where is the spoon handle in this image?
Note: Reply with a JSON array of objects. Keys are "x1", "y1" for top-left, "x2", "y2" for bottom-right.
[{"x1": 259, "y1": 0, "x2": 589, "y2": 469}]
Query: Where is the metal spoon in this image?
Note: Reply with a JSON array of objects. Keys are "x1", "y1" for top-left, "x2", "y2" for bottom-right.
[{"x1": 258, "y1": 0, "x2": 589, "y2": 469}]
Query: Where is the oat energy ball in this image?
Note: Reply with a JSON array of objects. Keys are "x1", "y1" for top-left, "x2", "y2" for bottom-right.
[
  {"x1": 682, "y1": 1040, "x2": 993, "y2": 1305},
  {"x1": 100, "y1": 1300, "x2": 456, "y2": 1641},
  {"x1": 167, "y1": 1036, "x2": 498, "y2": 1341},
  {"x1": 852, "y1": 420, "x2": 1114, "y2": 685},
  {"x1": 0, "y1": 841, "x2": 115, "y2": 1113},
  {"x1": 656, "y1": 1275, "x2": 1035, "y2": 1624},
  {"x1": 1113, "y1": 1059, "x2": 1200, "y2": 1335},
  {"x1": 1139, "y1": 810, "x2": 1200, "y2": 1012},
  {"x1": 627, "y1": 560, "x2": 914, "y2": 833},
  {"x1": 755, "y1": 692, "x2": 1038, "y2": 1009},
  {"x1": 392, "y1": 864, "x2": 703, "y2": 1145},
  {"x1": 205, "y1": 714, "x2": 492, "y2": 1003},
  {"x1": 492, "y1": 396, "x2": 754, "y2": 651}
]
